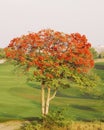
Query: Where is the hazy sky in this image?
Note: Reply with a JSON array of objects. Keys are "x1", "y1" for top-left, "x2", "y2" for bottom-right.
[{"x1": 0, "y1": 0, "x2": 104, "y2": 48}]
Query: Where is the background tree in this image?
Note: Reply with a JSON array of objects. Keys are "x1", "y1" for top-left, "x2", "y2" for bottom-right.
[
  {"x1": 99, "y1": 51, "x2": 104, "y2": 58},
  {"x1": 5, "y1": 29, "x2": 96, "y2": 115},
  {"x1": 0, "y1": 48, "x2": 5, "y2": 59},
  {"x1": 90, "y1": 47, "x2": 98, "y2": 59}
]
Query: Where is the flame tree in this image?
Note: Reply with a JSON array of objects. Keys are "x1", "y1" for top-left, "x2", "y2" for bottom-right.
[{"x1": 5, "y1": 29, "x2": 95, "y2": 115}]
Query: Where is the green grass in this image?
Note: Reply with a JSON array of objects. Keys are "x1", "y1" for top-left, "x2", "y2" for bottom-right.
[
  {"x1": 95, "y1": 62, "x2": 104, "y2": 65},
  {"x1": 0, "y1": 62, "x2": 104, "y2": 122},
  {"x1": 0, "y1": 63, "x2": 41, "y2": 121}
]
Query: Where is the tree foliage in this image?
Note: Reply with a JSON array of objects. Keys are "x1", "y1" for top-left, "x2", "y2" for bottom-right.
[{"x1": 5, "y1": 29, "x2": 95, "y2": 115}]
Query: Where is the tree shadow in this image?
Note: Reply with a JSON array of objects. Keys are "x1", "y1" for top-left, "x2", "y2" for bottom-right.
[
  {"x1": 75, "y1": 117, "x2": 94, "y2": 122},
  {"x1": 56, "y1": 91, "x2": 80, "y2": 98},
  {"x1": 0, "y1": 112, "x2": 23, "y2": 121},
  {"x1": 27, "y1": 82, "x2": 41, "y2": 90},
  {"x1": 23, "y1": 116, "x2": 42, "y2": 122},
  {"x1": 94, "y1": 65, "x2": 104, "y2": 70},
  {"x1": 27, "y1": 82, "x2": 96, "y2": 100},
  {"x1": 0, "y1": 113, "x2": 42, "y2": 122},
  {"x1": 56, "y1": 91, "x2": 95, "y2": 99},
  {"x1": 71, "y1": 104, "x2": 97, "y2": 112}
]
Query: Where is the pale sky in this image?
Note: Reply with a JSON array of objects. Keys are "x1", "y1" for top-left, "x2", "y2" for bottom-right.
[{"x1": 0, "y1": 0, "x2": 104, "y2": 48}]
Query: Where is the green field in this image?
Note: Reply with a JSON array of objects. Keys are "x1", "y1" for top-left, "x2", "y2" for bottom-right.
[{"x1": 0, "y1": 62, "x2": 104, "y2": 122}]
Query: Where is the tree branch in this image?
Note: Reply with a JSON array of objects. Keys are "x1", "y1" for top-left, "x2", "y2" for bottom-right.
[{"x1": 49, "y1": 90, "x2": 57, "y2": 101}]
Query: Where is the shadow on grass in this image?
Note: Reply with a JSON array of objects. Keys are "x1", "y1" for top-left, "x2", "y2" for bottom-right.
[
  {"x1": 0, "y1": 113, "x2": 21, "y2": 118},
  {"x1": 75, "y1": 117, "x2": 95, "y2": 122},
  {"x1": 71, "y1": 104, "x2": 97, "y2": 112},
  {"x1": 75, "y1": 116, "x2": 104, "y2": 122},
  {"x1": 0, "y1": 113, "x2": 23, "y2": 122},
  {"x1": 94, "y1": 65, "x2": 104, "y2": 70},
  {"x1": 0, "y1": 113, "x2": 42, "y2": 123},
  {"x1": 27, "y1": 82, "x2": 41, "y2": 90},
  {"x1": 56, "y1": 91, "x2": 96, "y2": 100},
  {"x1": 28, "y1": 82, "x2": 97, "y2": 100},
  {"x1": 23, "y1": 116, "x2": 42, "y2": 122},
  {"x1": 56, "y1": 91, "x2": 80, "y2": 98}
]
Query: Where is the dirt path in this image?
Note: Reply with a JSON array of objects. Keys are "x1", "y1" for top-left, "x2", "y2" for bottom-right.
[
  {"x1": 0, "y1": 121, "x2": 23, "y2": 130},
  {"x1": 0, "y1": 120, "x2": 104, "y2": 130},
  {"x1": 0, "y1": 59, "x2": 6, "y2": 64},
  {"x1": 95, "y1": 58, "x2": 104, "y2": 63}
]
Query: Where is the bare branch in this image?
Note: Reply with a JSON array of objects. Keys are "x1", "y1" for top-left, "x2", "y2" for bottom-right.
[{"x1": 49, "y1": 90, "x2": 57, "y2": 101}]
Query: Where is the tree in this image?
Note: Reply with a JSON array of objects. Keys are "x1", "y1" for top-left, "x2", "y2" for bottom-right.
[
  {"x1": 0, "y1": 48, "x2": 5, "y2": 59},
  {"x1": 5, "y1": 29, "x2": 95, "y2": 115},
  {"x1": 99, "y1": 51, "x2": 104, "y2": 58},
  {"x1": 90, "y1": 47, "x2": 98, "y2": 59}
]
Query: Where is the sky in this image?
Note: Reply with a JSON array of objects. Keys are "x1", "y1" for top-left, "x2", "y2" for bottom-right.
[{"x1": 0, "y1": 0, "x2": 104, "y2": 48}]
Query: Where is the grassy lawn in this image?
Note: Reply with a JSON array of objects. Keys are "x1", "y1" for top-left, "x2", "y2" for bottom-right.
[
  {"x1": 0, "y1": 62, "x2": 104, "y2": 122},
  {"x1": 0, "y1": 63, "x2": 41, "y2": 121}
]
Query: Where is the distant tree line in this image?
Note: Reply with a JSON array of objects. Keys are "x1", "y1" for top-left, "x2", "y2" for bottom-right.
[
  {"x1": 90, "y1": 47, "x2": 104, "y2": 59},
  {"x1": 98, "y1": 51, "x2": 104, "y2": 58}
]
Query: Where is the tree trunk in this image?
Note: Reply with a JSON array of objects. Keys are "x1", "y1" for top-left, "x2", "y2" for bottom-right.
[
  {"x1": 41, "y1": 82, "x2": 45, "y2": 115},
  {"x1": 45, "y1": 88, "x2": 57, "y2": 115},
  {"x1": 41, "y1": 83, "x2": 57, "y2": 115},
  {"x1": 45, "y1": 87, "x2": 50, "y2": 115}
]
